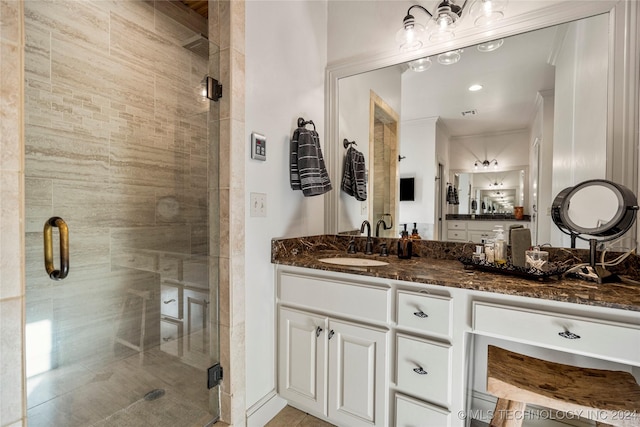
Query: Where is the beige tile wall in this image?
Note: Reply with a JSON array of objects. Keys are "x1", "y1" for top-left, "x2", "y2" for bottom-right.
[{"x1": 213, "y1": 0, "x2": 246, "y2": 424}]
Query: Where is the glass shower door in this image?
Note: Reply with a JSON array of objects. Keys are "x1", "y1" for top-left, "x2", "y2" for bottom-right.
[{"x1": 24, "y1": 1, "x2": 220, "y2": 425}]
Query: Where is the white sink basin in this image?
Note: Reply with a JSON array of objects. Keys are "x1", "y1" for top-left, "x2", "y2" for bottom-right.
[{"x1": 318, "y1": 257, "x2": 389, "y2": 267}]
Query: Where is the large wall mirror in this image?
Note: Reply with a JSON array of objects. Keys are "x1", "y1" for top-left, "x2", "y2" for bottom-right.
[{"x1": 325, "y1": 1, "x2": 639, "y2": 248}]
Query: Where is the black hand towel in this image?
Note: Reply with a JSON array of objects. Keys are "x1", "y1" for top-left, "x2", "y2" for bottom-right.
[{"x1": 341, "y1": 146, "x2": 367, "y2": 201}]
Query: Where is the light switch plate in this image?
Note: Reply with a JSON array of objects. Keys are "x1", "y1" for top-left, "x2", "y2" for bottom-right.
[
  {"x1": 251, "y1": 132, "x2": 266, "y2": 161},
  {"x1": 250, "y1": 193, "x2": 267, "y2": 217}
]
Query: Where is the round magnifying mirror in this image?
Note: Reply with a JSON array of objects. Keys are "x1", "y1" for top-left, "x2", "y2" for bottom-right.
[{"x1": 552, "y1": 179, "x2": 638, "y2": 238}]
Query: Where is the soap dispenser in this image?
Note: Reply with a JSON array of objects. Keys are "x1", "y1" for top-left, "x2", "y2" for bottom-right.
[
  {"x1": 494, "y1": 226, "x2": 507, "y2": 265},
  {"x1": 410, "y1": 222, "x2": 421, "y2": 240},
  {"x1": 397, "y1": 224, "x2": 413, "y2": 259}
]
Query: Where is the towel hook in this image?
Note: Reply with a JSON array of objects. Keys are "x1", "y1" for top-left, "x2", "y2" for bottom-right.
[
  {"x1": 297, "y1": 117, "x2": 316, "y2": 131},
  {"x1": 343, "y1": 139, "x2": 357, "y2": 149}
]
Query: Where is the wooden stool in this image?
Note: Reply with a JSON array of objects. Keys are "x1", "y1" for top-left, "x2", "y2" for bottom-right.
[{"x1": 487, "y1": 345, "x2": 640, "y2": 427}]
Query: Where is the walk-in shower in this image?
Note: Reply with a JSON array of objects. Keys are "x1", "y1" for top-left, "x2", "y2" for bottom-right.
[{"x1": 24, "y1": 1, "x2": 220, "y2": 425}]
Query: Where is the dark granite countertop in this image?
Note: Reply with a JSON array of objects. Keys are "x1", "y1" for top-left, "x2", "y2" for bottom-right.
[{"x1": 271, "y1": 235, "x2": 640, "y2": 313}]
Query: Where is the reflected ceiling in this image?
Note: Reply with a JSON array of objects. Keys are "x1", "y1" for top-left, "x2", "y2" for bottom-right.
[{"x1": 401, "y1": 25, "x2": 558, "y2": 137}]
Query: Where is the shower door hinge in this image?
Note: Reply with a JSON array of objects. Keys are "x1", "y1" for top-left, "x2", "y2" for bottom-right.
[
  {"x1": 207, "y1": 363, "x2": 223, "y2": 389},
  {"x1": 205, "y1": 76, "x2": 223, "y2": 102}
]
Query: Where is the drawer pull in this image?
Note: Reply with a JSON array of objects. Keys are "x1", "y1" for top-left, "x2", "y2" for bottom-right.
[
  {"x1": 328, "y1": 330, "x2": 335, "y2": 340},
  {"x1": 163, "y1": 299, "x2": 176, "y2": 304},
  {"x1": 413, "y1": 367, "x2": 428, "y2": 375},
  {"x1": 315, "y1": 326, "x2": 323, "y2": 338},
  {"x1": 413, "y1": 310, "x2": 429, "y2": 318},
  {"x1": 559, "y1": 331, "x2": 581, "y2": 340}
]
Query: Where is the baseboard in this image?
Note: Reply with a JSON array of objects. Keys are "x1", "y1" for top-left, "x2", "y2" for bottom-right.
[
  {"x1": 246, "y1": 390, "x2": 287, "y2": 427},
  {"x1": 470, "y1": 391, "x2": 593, "y2": 427}
]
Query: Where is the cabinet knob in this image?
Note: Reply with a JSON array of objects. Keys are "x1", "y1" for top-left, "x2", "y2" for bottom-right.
[
  {"x1": 558, "y1": 330, "x2": 581, "y2": 340},
  {"x1": 328, "y1": 330, "x2": 335, "y2": 340},
  {"x1": 413, "y1": 367, "x2": 428, "y2": 375},
  {"x1": 413, "y1": 311, "x2": 428, "y2": 319},
  {"x1": 315, "y1": 326, "x2": 323, "y2": 338}
]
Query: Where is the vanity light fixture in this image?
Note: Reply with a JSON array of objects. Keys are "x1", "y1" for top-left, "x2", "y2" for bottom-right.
[
  {"x1": 408, "y1": 57, "x2": 432, "y2": 72},
  {"x1": 474, "y1": 159, "x2": 498, "y2": 170},
  {"x1": 396, "y1": 0, "x2": 507, "y2": 51},
  {"x1": 468, "y1": 0, "x2": 508, "y2": 27},
  {"x1": 438, "y1": 49, "x2": 463, "y2": 65},
  {"x1": 477, "y1": 38, "x2": 504, "y2": 52},
  {"x1": 396, "y1": 1, "x2": 466, "y2": 50}
]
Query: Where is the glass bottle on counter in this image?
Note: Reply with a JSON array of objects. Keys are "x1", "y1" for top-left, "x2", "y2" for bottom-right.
[
  {"x1": 410, "y1": 222, "x2": 421, "y2": 240},
  {"x1": 398, "y1": 224, "x2": 413, "y2": 259},
  {"x1": 494, "y1": 226, "x2": 507, "y2": 265}
]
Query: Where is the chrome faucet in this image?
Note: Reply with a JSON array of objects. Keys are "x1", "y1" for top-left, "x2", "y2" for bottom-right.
[
  {"x1": 360, "y1": 220, "x2": 373, "y2": 255},
  {"x1": 375, "y1": 218, "x2": 388, "y2": 237}
]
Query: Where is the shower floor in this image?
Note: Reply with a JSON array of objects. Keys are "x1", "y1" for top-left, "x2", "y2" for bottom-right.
[{"x1": 27, "y1": 346, "x2": 215, "y2": 427}]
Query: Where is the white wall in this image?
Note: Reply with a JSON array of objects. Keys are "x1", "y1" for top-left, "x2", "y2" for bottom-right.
[
  {"x1": 398, "y1": 117, "x2": 437, "y2": 237},
  {"x1": 531, "y1": 91, "x2": 555, "y2": 246},
  {"x1": 551, "y1": 14, "x2": 609, "y2": 247},
  {"x1": 337, "y1": 66, "x2": 402, "y2": 233},
  {"x1": 245, "y1": 0, "x2": 328, "y2": 414}
]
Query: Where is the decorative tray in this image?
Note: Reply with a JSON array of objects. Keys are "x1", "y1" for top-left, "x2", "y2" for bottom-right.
[{"x1": 458, "y1": 256, "x2": 570, "y2": 280}]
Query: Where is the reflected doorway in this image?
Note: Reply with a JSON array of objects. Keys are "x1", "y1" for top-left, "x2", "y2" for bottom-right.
[{"x1": 369, "y1": 91, "x2": 399, "y2": 237}]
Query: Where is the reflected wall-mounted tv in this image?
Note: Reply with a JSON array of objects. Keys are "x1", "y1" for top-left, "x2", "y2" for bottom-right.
[{"x1": 399, "y1": 177, "x2": 415, "y2": 201}]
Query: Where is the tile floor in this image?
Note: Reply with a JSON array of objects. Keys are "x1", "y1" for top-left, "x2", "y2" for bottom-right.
[
  {"x1": 264, "y1": 405, "x2": 488, "y2": 427},
  {"x1": 265, "y1": 406, "x2": 335, "y2": 427},
  {"x1": 26, "y1": 346, "x2": 214, "y2": 427}
]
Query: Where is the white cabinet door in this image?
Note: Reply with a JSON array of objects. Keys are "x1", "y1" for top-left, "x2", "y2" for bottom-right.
[
  {"x1": 278, "y1": 307, "x2": 328, "y2": 416},
  {"x1": 328, "y1": 319, "x2": 388, "y2": 427}
]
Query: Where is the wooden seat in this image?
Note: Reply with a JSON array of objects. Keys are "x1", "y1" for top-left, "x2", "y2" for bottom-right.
[{"x1": 486, "y1": 345, "x2": 640, "y2": 427}]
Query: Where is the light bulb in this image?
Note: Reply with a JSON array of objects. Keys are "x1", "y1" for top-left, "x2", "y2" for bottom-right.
[
  {"x1": 469, "y1": 0, "x2": 508, "y2": 27},
  {"x1": 396, "y1": 16, "x2": 426, "y2": 52},
  {"x1": 477, "y1": 39, "x2": 504, "y2": 52},
  {"x1": 408, "y1": 57, "x2": 432, "y2": 72},
  {"x1": 437, "y1": 49, "x2": 462, "y2": 65}
]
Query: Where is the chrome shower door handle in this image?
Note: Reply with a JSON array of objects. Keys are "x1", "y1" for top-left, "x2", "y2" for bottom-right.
[{"x1": 44, "y1": 217, "x2": 69, "y2": 280}]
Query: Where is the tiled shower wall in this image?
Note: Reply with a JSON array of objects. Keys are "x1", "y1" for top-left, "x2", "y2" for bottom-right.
[{"x1": 0, "y1": 0, "x2": 245, "y2": 425}]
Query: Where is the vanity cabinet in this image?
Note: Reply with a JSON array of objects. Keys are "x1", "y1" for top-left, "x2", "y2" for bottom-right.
[
  {"x1": 473, "y1": 302, "x2": 640, "y2": 366},
  {"x1": 394, "y1": 290, "x2": 456, "y2": 425},
  {"x1": 274, "y1": 263, "x2": 639, "y2": 427},
  {"x1": 277, "y1": 271, "x2": 389, "y2": 427},
  {"x1": 447, "y1": 220, "x2": 529, "y2": 243}
]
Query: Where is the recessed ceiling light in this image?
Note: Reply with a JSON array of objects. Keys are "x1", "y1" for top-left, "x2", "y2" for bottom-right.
[{"x1": 468, "y1": 84, "x2": 483, "y2": 91}]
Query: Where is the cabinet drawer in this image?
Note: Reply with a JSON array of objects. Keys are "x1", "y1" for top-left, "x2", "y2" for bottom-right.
[
  {"x1": 447, "y1": 221, "x2": 466, "y2": 231},
  {"x1": 397, "y1": 291, "x2": 452, "y2": 339},
  {"x1": 473, "y1": 302, "x2": 640, "y2": 365},
  {"x1": 395, "y1": 393, "x2": 450, "y2": 427},
  {"x1": 160, "y1": 318, "x2": 183, "y2": 357},
  {"x1": 161, "y1": 283, "x2": 183, "y2": 319},
  {"x1": 446, "y1": 230, "x2": 467, "y2": 241},
  {"x1": 396, "y1": 334, "x2": 451, "y2": 407},
  {"x1": 468, "y1": 231, "x2": 492, "y2": 243},
  {"x1": 279, "y1": 272, "x2": 390, "y2": 323}
]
